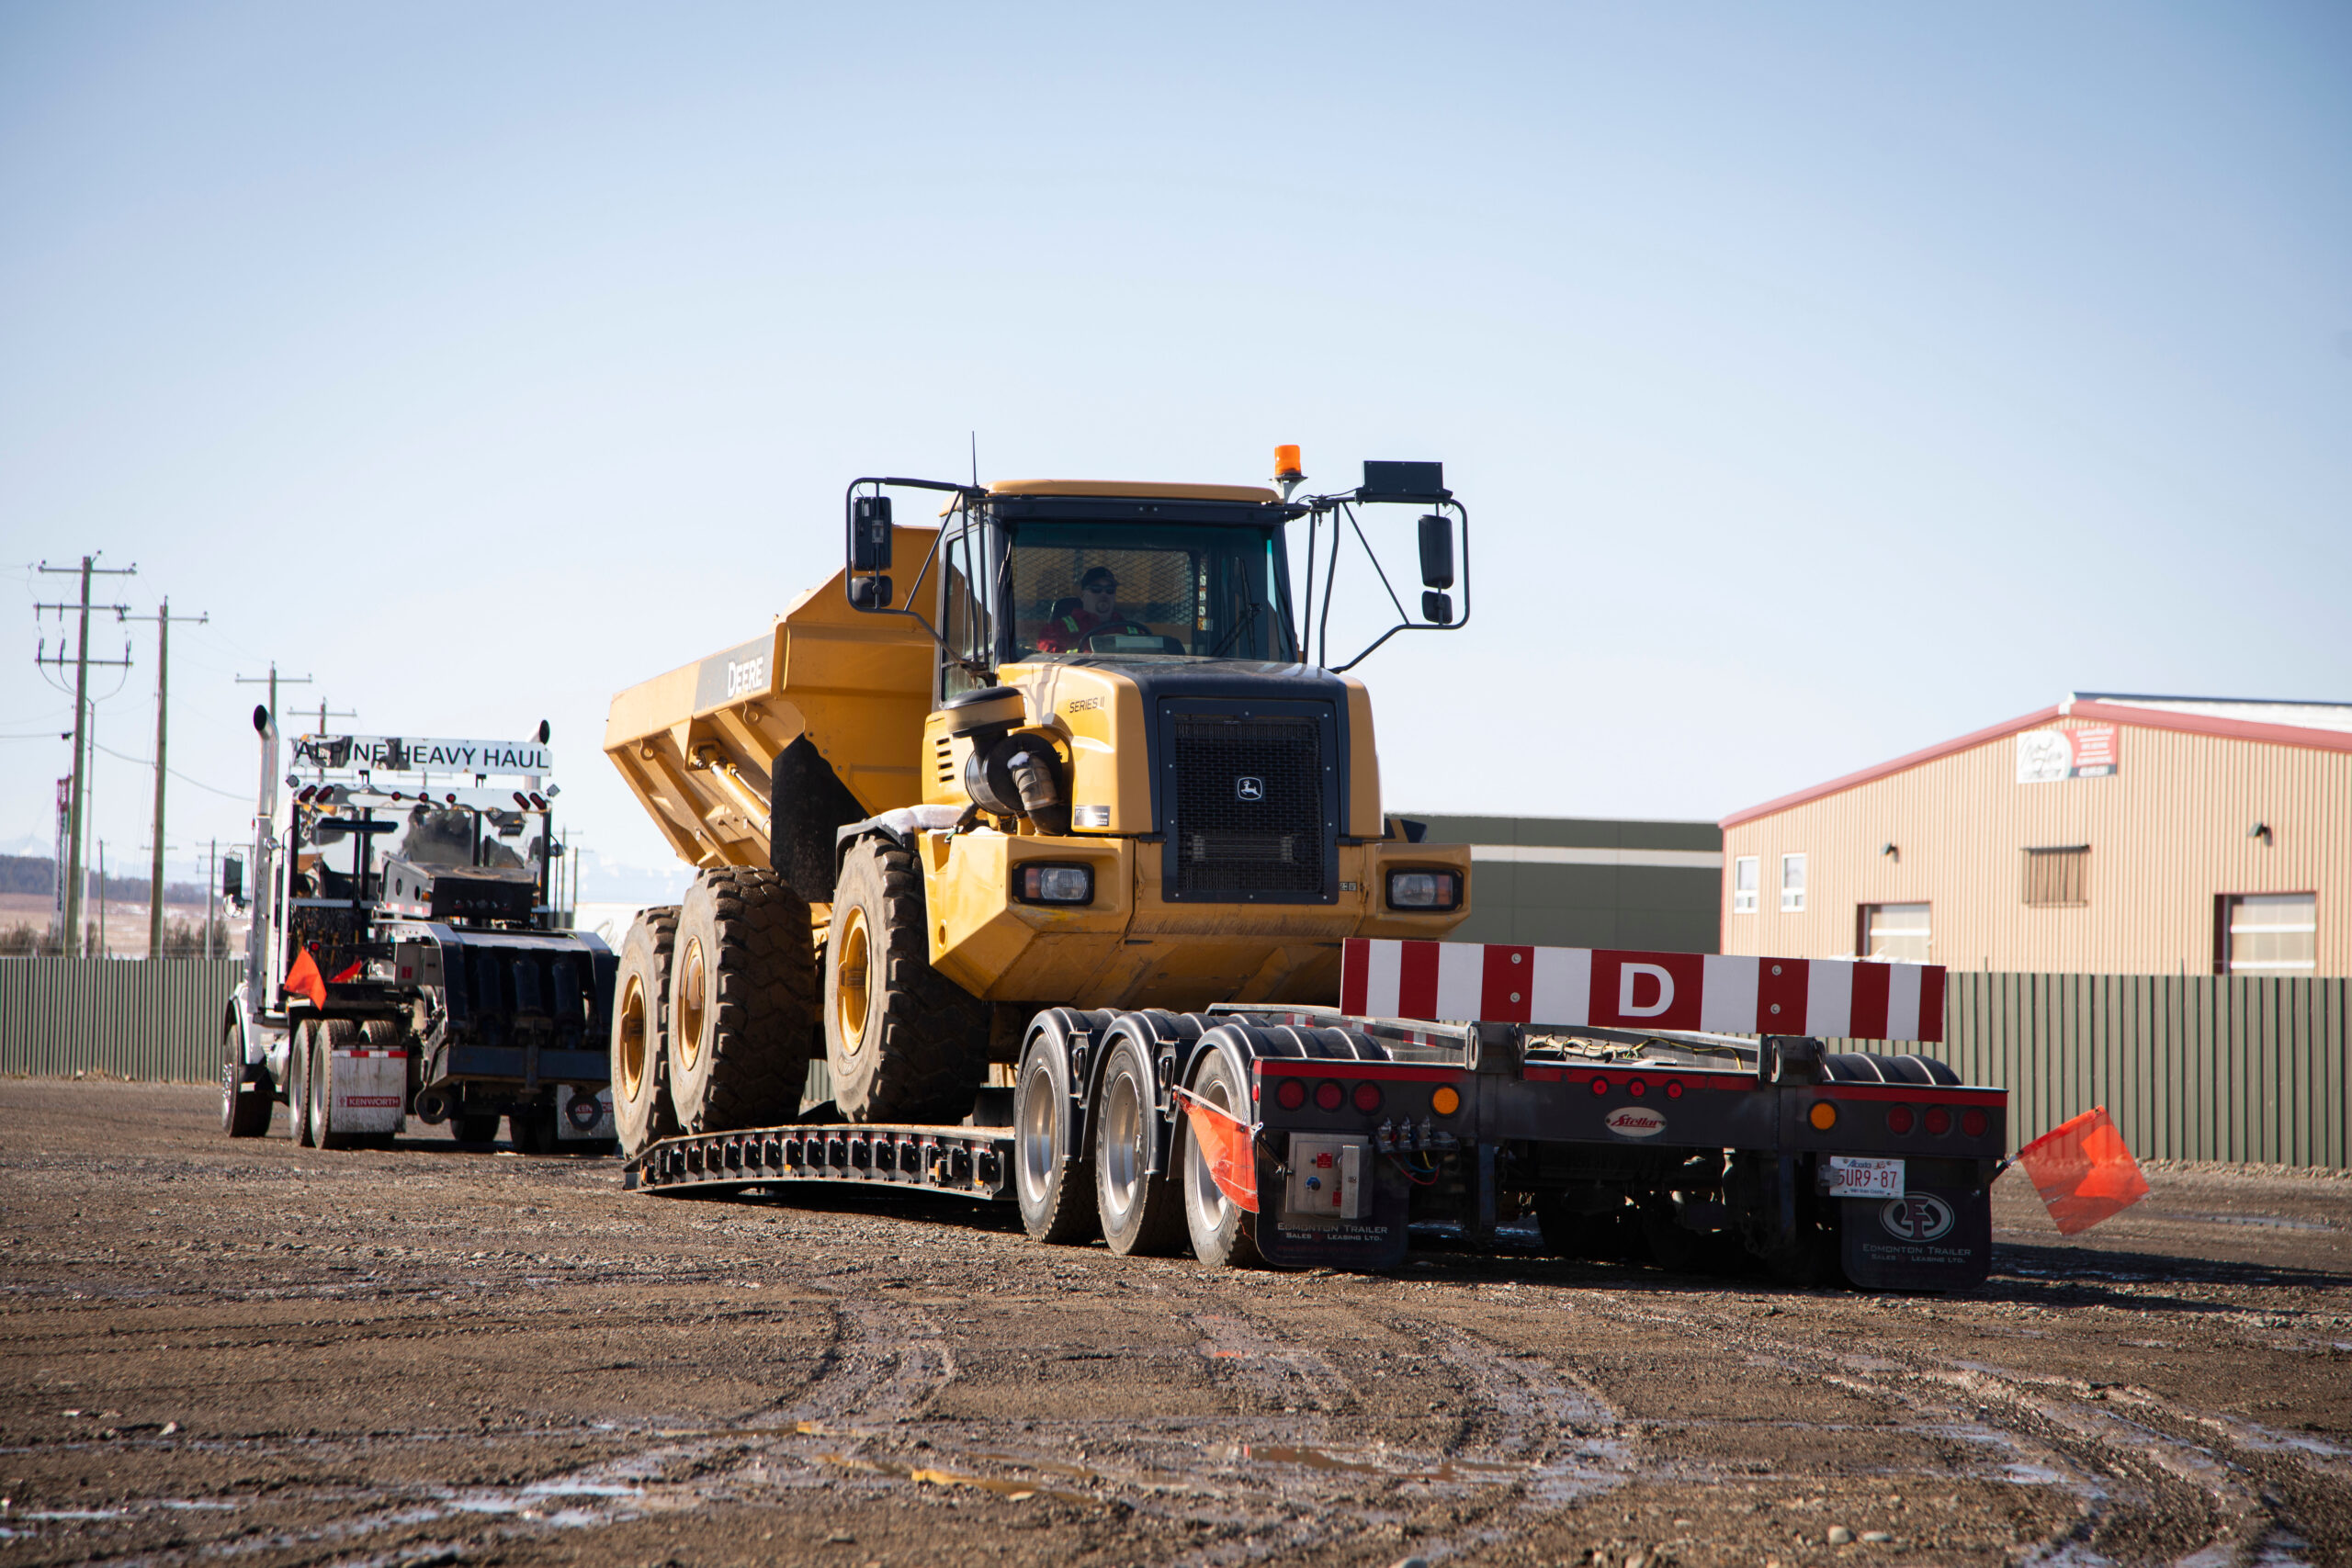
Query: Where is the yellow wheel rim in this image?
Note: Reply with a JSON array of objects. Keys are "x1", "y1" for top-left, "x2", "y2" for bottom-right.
[
  {"x1": 617, "y1": 973, "x2": 649, "y2": 1098},
  {"x1": 676, "y1": 938, "x2": 706, "y2": 1069},
  {"x1": 836, "y1": 906, "x2": 871, "y2": 1056}
]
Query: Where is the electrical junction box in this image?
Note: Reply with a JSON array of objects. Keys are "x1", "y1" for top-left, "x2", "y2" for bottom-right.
[{"x1": 1283, "y1": 1135, "x2": 1368, "y2": 1222}]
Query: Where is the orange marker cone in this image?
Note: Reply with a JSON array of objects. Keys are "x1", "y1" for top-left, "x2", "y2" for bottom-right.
[{"x1": 2014, "y1": 1106, "x2": 2150, "y2": 1235}]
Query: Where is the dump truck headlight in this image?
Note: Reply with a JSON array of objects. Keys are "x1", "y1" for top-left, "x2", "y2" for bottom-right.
[
  {"x1": 1016, "y1": 864, "x2": 1093, "y2": 905},
  {"x1": 1385, "y1": 869, "x2": 1461, "y2": 910}
]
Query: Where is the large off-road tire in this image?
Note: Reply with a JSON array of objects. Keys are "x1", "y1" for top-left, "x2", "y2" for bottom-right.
[
  {"x1": 824, "y1": 838, "x2": 986, "y2": 1124},
  {"x1": 221, "y1": 1014, "x2": 272, "y2": 1139},
  {"x1": 611, "y1": 907, "x2": 680, "y2": 1157},
  {"x1": 312, "y1": 1018, "x2": 360, "y2": 1150},
  {"x1": 669, "y1": 869, "x2": 816, "y2": 1134},
  {"x1": 1014, "y1": 1032, "x2": 1096, "y2": 1246},
  {"x1": 288, "y1": 1020, "x2": 317, "y2": 1147},
  {"x1": 1180, "y1": 1051, "x2": 1263, "y2": 1269},
  {"x1": 1095, "y1": 1033, "x2": 1186, "y2": 1257}
]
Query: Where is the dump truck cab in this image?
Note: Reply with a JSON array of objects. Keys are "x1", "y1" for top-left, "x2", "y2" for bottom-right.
[{"x1": 895, "y1": 476, "x2": 1473, "y2": 1015}]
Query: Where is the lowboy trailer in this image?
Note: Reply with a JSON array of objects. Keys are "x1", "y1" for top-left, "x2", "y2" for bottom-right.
[{"x1": 627, "y1": 937, "x2": 2006, "y2": 1292}]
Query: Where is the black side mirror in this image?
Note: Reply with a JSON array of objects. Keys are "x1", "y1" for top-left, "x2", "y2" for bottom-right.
[
  {"x1": 852, "y1": 495, "x2": 894, "y2": 572},
  {"x1": 1421, "y1": 591, "x2": 1453, "y2": 626},
  {"x1": 222, "y1": 854, "x2": 243, "y2": 900},
  {"x1": 848, "y1": 575, "x2": 893, "y2": 610},
  {"x1": 1417, "y1": 513, "x2": 1454, "y2": 590}
]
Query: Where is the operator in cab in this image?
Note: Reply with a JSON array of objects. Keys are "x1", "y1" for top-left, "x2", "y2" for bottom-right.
[{"x1": 1035, "y1": 565, "x2": 1154, "y2": 652}]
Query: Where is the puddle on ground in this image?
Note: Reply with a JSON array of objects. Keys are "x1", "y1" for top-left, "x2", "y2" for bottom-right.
[{"x1": 813, "y1": 1451, "x2": 1091, "y2": 1506}]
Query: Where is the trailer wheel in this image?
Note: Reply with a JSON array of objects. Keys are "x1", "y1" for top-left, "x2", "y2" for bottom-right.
[
  {"x1": 1181, "y1": 1052, "x2": 1262, "y2": 1269},
  {"x1": 312, "y1": 1019, "x2": 361, "y2": 1150},
  {"x1": 452, "y1": 1104, "x2": 503, "y2": 1145},
  {"x1": 670, "y1": 870, "x2": 816, "y2": 1134},
  {"x1": 1095, "y1": 1034, "x2": 1184, "y2": 1256},
  {"x1": 611, "y1": 907, "x2": 680, "y2": 1156},
  {"x1": 220, "y1": 1014, "x2": 272, "y2": 1139},
  {"x1": 1014, "y1": 1032, "x2": 1096, "y2": 1245},
  {"x1": 824, "y1": 839, "x2": 986, "y2": 1123},
  {"x1": 288, "y1": 1020, "x2": 317, "y2": 1147}
]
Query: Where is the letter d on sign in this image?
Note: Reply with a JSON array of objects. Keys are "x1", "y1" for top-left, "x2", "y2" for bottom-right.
[{"x1": 1618, "y1": 963, "x2": 1675, "y2": 1018}]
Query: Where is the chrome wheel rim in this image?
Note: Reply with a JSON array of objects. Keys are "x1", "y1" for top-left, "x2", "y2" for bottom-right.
[
  {"x1": 1019, "y1": 1060, "x2": 1057, "y2": 1203},
  {"x1": 1101, "y1": 1065, "x2": 1145, "y2": 1229}
]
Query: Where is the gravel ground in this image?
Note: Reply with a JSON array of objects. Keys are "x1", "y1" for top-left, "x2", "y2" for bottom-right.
[{"x1": 1, "y1": 1078, "x2": 2346, "y2": 1568}]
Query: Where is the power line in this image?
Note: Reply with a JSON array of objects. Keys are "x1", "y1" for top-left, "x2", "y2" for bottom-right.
[{"x1": 89, "y1": 740, "x2": 246, "y2": 799}]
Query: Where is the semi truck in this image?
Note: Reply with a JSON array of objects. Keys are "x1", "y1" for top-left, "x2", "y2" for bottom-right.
[
  {"x1": 603, "y1": 451, "x2": 2007, "y2": 1289},
  {"x1": 219, "y1": 715, "x2": 618, "y2": 1152}
]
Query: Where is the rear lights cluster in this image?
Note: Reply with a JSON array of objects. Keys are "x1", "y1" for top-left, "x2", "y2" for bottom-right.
[
  {"x1": 1585, "y1": 1076, "x2": 1685, "y2": 1100},
  {"x1": 1883, "y1": 1103, "x2": 1989, "y2": 1138},
  {"x1": 1014, "y1": 863, "x2": 1094, "y2": 905},
  {"x1": 509, "y1": 789, "x2": 548, "y2": 809},
  {"x1": 1272, "y1": 1078, "x2": 1385, "y2": 1115}
]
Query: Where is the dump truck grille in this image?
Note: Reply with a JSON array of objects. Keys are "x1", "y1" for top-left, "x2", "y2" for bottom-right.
[{"x1": 1167, "y1": 715, "x2": 1327, "y2": 898}]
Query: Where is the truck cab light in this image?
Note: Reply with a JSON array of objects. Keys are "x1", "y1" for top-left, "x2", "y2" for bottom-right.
[
  {"x1": 1017, "y1": 864, "x2": 1093, "y2": 904},
  {"x1": 1809, "y1": 1101, "x2": 1839, "y2": 1132},
  {"x1": 1386, "y1": 869, "x2": 1462, "y2": 911},
  {"x1": 1430, "y1": 1084, "x2": 1460, "y2": 1116}
]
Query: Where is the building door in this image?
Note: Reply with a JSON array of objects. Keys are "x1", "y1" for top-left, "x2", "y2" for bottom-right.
[{"x1": 2217, "y1": 893, "x2": 2316, "y2": 976}]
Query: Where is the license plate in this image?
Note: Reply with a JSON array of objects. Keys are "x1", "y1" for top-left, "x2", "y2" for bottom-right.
[{"x1": 1823, "y1": 1156, "x2": 1905, "y2": 1198}]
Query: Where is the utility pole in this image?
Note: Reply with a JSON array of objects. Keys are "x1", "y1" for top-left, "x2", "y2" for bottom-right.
[
  {"x1": 312, "y1": 696, "x2": 356, "y2": 735},
  {"x1": 127, "y1": 599, "x2": 209, "y2": 957},
  {"x1": 35, "y1": 554, "x2": 137, "y2": 950}
]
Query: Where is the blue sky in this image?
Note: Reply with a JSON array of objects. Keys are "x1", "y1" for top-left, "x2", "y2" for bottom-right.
[{"x1": 3, "y1": 3, "x2": 2346, "y2": 897}]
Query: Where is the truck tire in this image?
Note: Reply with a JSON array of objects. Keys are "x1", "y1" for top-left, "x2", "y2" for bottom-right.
[
  {"x1": 611, "y1": 907, "x2": 680, "y2": 1156},
  {"x1": 1014, "y1": 1031, "x2": 1096, "y2": 1245},
  {"x1": 824, "y1": 838, "x2": 986, "y2": 1123},
  {"x1": 452, "y1": 1103, "x2": 503, "y2": 1145},
  {"x1": 221, "y1": 1014, "x2": 272, "y2": 1139},
  {"x1": 312, "y1": 1018, "x2": 361, "y2": 1150},
  {"x1": 1094, "y1": 1033, "x2": 1185, "y2": 1256},
  {"x1": 1180, "y1": 1051, "x2": 1263, "y2": 1269},
  {"x1": 669, "y1": 870, "x2": 815, "y2": 1134},
  {"x1": 288, "y1": 1020, "x2": 317, "y2": 1147}
]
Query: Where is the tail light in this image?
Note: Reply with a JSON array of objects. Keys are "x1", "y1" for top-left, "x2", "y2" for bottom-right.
[
  {"x1": 1385, "y1": 869, "x2": 1463, "y2": 910},
  {"x1": 1886, "y1": 1104, "x2": 1915, "y2": 1134},
  {"x1": 1589, "y1": 1077, "x2": 1610, "y2": 1096},
  {"x1": 1351, "y1": 1082, "x2": 1383, "y2": 1114},
  {"x1": 1962, "y1": 1107, "x2": 1988, "y2": 1138},
  {"x1": 1627, "y1": 1078, "x2": 1648, "y2": 1097},
  {"x1": 1924, "y1": 1107, "x2": 1952, "y2": 1135},
  {"x1": 1313, "y1": 1081, "x2": 1344, "y2": 1112},
  {"x1": 1274, "y1": 1079, "x2": 1306, "y2": 1111}
]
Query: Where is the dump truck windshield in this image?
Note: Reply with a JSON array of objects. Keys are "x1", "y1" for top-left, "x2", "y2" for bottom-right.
[{"x1": 989, "y1": 523, "x2": 1297, "y2": 666}]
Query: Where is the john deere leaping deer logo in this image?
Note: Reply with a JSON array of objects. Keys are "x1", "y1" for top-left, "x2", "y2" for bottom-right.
[
  {"x1": 1879, "y1": 1192, "x2": 1955, "y2": 1242},
  {"x1": 1235, "y1": 776, "x2": 1265, "y2": 801}
]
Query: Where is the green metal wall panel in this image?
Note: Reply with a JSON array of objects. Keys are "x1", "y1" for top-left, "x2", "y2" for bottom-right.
[{"x1": 0, "y1": 959, "x2": 241, "y2": 1083}]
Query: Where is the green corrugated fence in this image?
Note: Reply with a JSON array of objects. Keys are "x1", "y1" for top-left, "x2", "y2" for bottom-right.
[
  {"x1": 1926, "y1": 972, "x2": 2347, "y2": 1169},
  {"x1": 3, "y1": 960, "x2": 2346, "y2": 1167},
  {"x1": 1, "y1": 959, "x2": 242, "y2": 1082}
]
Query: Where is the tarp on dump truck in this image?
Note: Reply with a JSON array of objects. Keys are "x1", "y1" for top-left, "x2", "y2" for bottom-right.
[{"x1": 603, "y1": 525, "x2": 939, "y2": 873}]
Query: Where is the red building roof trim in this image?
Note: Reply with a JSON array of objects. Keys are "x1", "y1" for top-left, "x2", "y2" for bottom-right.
[{"x1": 1718, "y1": 701, "x2": 2352, "y2": 829}]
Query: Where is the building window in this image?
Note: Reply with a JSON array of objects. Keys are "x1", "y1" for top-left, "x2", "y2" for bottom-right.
[
  {"x1": 2219, "y1": 893, "x2": 2317, "y2": 976},
  {"x1": 1732, "y1": 856, "x2": 1758, "y2": 914},
  {"x1": 1780, "y1": 853, "x2": 1806, "y2": 912},
  {"x1": 1860, "y1": 903, "x2": 1931, "y2": 962},
  {"x1": 2022, "y1": 846, "x2": 2089, "y2": 908}
]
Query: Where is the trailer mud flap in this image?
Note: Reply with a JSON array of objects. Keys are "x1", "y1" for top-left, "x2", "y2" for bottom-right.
[
  {"x1": 330, "y1": 1049, "x2": 407, "y2": 1137},
  {"x1": 1840, "y1": 1185, "x2": 1992, "y2": 1292}
]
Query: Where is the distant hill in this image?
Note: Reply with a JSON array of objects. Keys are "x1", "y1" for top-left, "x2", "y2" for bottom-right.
[{"x1": 0, "y1": 854, "x2": 207, "y2": 906}]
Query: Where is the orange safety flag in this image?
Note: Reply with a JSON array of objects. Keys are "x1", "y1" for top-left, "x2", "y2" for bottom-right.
[
  {"x1": 282, "y1": 947, "x2": 327, "y2": 1010},
  {"x1": 1174, "y1": 1087, "x2": 1259, "y2": 1213},
  {"x1": 2014, "y1": 1105, "x2": 2150, "y2": 1235},
  {"x1": 331, "y1": 959, "x2": 363, "y2": 983}
]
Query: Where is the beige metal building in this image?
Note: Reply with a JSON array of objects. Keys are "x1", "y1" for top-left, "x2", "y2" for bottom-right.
[{"x1": 1719, "y1": 694, "x2": 2351, "y2": 977}]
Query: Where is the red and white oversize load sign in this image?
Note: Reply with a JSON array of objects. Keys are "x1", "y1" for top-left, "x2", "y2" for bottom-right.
[{"x1": 1340, "y1": 939, "x2": 1945, "y2": 1043}]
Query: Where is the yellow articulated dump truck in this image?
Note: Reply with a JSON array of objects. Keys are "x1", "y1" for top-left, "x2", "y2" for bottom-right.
[{"x1": 605, "y1": 451, "x2": 1480, "y2": 1268}]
